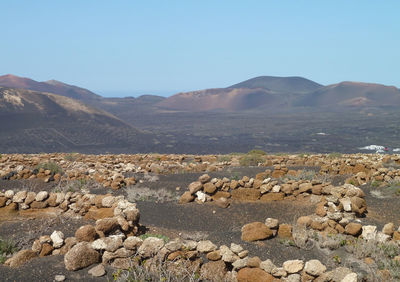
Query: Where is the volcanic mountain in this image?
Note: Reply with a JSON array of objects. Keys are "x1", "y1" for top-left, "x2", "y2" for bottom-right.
[
  {"x1": 0, "y1": 87, "x2": 155, "y2": 153},
  {"x1": 296, "y1": 81, "x2": 400, "y2": 108},
  {"x1": 228, "y1": 76, "x2": 323, "y2": 93},
  {"x1": 157, "y1": 77, "x2": 400, "y2": 112},
  {"x1": 157, "y1": 76, "x2": 323, "y2": 112}
]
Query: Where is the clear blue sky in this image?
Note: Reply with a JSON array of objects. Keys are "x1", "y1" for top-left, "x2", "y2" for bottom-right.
[{"x1": 1, "y1": 1, "x2": 399, "y2": 97}]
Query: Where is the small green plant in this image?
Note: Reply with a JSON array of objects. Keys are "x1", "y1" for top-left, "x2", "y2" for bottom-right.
[
  {"x1": 279, "y1": 238, "x2": 296, "y2": 247},
  {"x1": 239, "y1": 151, "x2": 265, "y2": 166},
  {"x1": 385, "y1": 182, "x2": 400, "y2": 196},
  {"x1": 64, "y1": 153, "x2": 79, "y2": 162},
  {"x1": 297, "y1": 152, "x2": 310, "y2": 158},
  {"x1": 371, "y1": 180, "x2": 382, "y2": 188},
  {"x1": 0, "y1": 237, "x2": 17, "y2": 264},
  {"x1": 113, "y1": 269, "x2": 122, "y2": 281},
  {"x1": 348, "y1": 179, "x2": 356, "y2": 185},
  {"x1": 218, "y1": 155, "x2": 231, "y2": 162},
  {"x1": 35, "y1": 161, "x2": 63, "y2": 175},
  {"x1": 332, "y1": 254, "x2": 341, "y2": 264},
  {"x1": 247, "y1": 149, "x2": 266, "y2": 155},
  {"x1": 230, "y1": 172, "x2": 240, "y2": 181},
  {"x1": 380, "y1": 242, "x2": 400, "y2": 259},
  {"x1": 139, "y1": 233, "x2": 170, "y2": 243}
]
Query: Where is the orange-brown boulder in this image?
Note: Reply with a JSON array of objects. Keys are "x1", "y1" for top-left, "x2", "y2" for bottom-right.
[
  {"x1": 260, "y1": 192, "x2": 284, "y2": 202},
  {"x1": 237, "y1": 267, "x2": 274, "y2": 282},
  {"x1": 241, "y1": 222, "x2": 273, "y2": 242},
  {"x1": 232, "y1": 188, "x2": 261, "y2": 201}
]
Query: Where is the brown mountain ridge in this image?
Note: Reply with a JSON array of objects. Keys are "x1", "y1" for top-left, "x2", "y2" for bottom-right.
[{"x1": 158, "y1": 77, "x2": 400, "y2": 112}]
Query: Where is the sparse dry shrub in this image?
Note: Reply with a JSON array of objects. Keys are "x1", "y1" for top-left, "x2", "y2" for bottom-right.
[
  {"x1": 64, "y1": 152, "x2": 79, "y2": 162},
  {"x1": 327, "y1": 152, "x2": 343, "y2": 159},
  {"x1": 0, "y1": 237, "x2": 17, "y2": 264},
  {"x1": 291, "y1": 225, "x2": 314, "y2": 250},
  {"x1": 247, "y1": 149, "x2": 267, "y2": 155},
  {"x1": 35, "y1": 161, "x2": 63, "y2": 175},
  {"x1": 345, "y1": 238, "x2": 400, "y2": 279},
  {"x1": 239, "y1": 153, "x2": 265, "y2": 166},
  {"x1": 284, "y1": 169, "x2": 332, "y2": 183},
  {"x1": 284, "y1": 170, "x2": 316, "y2": 181},
  {"x1": 113, "y1": 256, "x2": 202, "y2": 282},
  {"x1": 126, "y1": 186, "x2": 178, "y2": 203},
  {"x1": 218, "y1": 155, "x2": 231, "y2": 163},
  {"x1": 53, "y1": 178, "x2": 101, "y2": 193}
]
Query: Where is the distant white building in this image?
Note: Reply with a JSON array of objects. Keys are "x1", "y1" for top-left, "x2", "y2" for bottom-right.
[{"x1": 359, "y1": 145, "x2": 385, "y2": 153}]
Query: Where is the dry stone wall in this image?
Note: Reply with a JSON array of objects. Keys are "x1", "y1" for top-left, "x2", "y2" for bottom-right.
[{"x1": 1, "y1": 189, "x2": 362, "y2": 281}]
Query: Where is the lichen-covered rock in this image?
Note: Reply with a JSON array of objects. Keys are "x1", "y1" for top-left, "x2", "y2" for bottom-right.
[
  {"x1": 91, "y1": 235, "x2": 123, "y2": 252},
  {"x1": 304, "y1": 259, "x2": 326, "y2": 276},
  {"x1": 137, "y1": 237, "x2": 164, "y2": 258},
  {"x1": 188, "y1": 181, "x2": 203, "y2": 194},
  {"x1": 179, "y1": 191, "x2": 195, "y2": 204},
  {"x1": 361, "y1": 225, "x2": 377, "y2": 241},
  {"x1": 95, "y1": 217, "x2": 119, "y2": 234},
  {"x1": 50, "y1": 231, "x2": 64, "y2": 248},
  {"x1": 264, "y1": 218, "x2": 279, "y2": 229},
  {"x1": 12, "y1": 191, "x2": 27, "y2": 203},
  {"x1": 282, "y1": 259, "x2": 304, "y2": 274},
  {"x1": 345, "y1": 223, "x2": 362, "y2": 236},
  {"x1": 64, "y1": 242, "x2": 100, "y2": 271},
  {"x1": 123, "y1": 236, "x2": 143, "y2": 250},
  {"x1": 196, "y1": 240, "x2": 217, "y2": 253},
  {"x1": 200, "y1": 260, "x2": 227, "y2": 281},
  {"x1": 5, "y1": 249, "x2": 37, "y2": 267},
  {"x1": 35, "y1": 191, "x2": 49, "y2": 202},
  {"x1": 75, "y1": 225, "x2": 97, "y2": 242}
]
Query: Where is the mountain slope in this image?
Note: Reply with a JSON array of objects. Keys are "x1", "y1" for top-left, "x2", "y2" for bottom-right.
[
  {"x1": 228, "y1": 76, "x2": 322, "y2": 93},
  {"x1": 295, "y1": 81, "x2": 400, "y2": 108},
  {"x1": 157, "y1": 76, "x2": 323, "y2": 112},
  {"x1": 157, "y1": 88, "x2": 291, "y2": 112},
  {"x1": 0, "y1": 87, "x2": 155, "y2": 153},
  {"x1": 0, "y1": 74, "x2": 101, "y2": 103}
]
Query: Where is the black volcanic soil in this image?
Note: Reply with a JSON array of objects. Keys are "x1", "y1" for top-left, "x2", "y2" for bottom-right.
[
  {"x1": 360, "y1": 184, "x2": 400, "y2": 228},
  {"x1": 137, "y1": 200, "x2": 324, "y2": 265}
]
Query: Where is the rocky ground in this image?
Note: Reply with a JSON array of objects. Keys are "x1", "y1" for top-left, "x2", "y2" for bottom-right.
[{"x1": 0, "y1": 152, "x2": 400, "y2": 281}]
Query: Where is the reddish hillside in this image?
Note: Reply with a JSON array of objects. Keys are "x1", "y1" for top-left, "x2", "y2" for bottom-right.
[{"x1": 157, "y1": 88, "x2": 291, "y2": 112}]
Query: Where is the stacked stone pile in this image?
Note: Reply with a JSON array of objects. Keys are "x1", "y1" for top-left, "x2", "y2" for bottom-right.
[
  {"x1": 3, "y1": 153, "x2": 400, "y2": 189},
  {"x1": 180, "y1": 172, "x2": 335, "y2": 205},
  {"x1": 4, "y1": 222, "x2": 359, "y2": 281},
  {"x1": 0, "y1": 190, "x2": 140, "y2": 225},
  {"x1": 0, "y1": 153, "x2": 230, "y2": 187}
]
